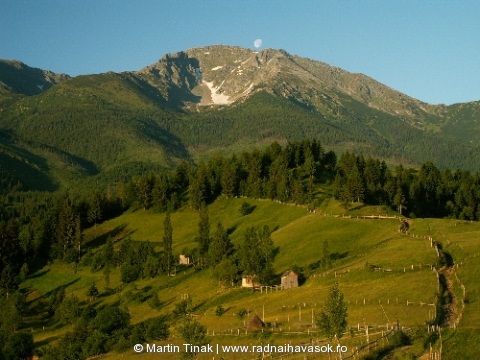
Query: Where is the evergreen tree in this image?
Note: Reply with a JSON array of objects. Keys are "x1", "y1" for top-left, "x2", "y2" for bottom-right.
[
  {"x1": 207, "y1": 222, "x2": 233, "y2": 267},
  {"x1": 55, "y1": 198, "x2": 81, "y2": 261},
  {"x1": 345, "y1": 163, "x2": 365, "y2": 203},
  {"x1": 194, "y1": 204, "x2": 210, "y2": 266},
  {"x1": 87, "y1": 191, "x2": 103, "y2": 227},
  {"x1": 162, "y1": 211, "x2": 173, "y2": 274}
]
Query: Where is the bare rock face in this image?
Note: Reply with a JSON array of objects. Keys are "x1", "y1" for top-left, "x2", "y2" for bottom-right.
[{"x1": 134, "y1": 45, "x2": 434, "y2": 119}]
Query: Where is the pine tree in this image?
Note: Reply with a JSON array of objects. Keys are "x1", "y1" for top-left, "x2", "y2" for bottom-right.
[
  {"x1": 207, "y1": 222, "x2": 233, "y2": 267},
  {"x1": 87, "y1": 191, "x2": 103, "y2": 227},
  {"x1": 162, "y1": 211, "x2": 173, "y2": 274},
  {"x1": 194, "y1": 204, "x2": 210, "y2": 266},
  {"x1": 55, "y1": 198, "x2": 81, "y2": 261}
]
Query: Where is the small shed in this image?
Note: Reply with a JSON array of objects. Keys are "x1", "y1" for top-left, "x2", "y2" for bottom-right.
[
  {"x1": 247, "y1": 314, "x2": 265, "y2": 331},
  {"x1": 179, "y1": 254, "x2": 191, "y2": 265},
  {"x1": 281, "y1": 270, "x2": 299, "y2": 289},
  {"x1": 241, "y1": 275, "x2": 260, "y2": 288}
]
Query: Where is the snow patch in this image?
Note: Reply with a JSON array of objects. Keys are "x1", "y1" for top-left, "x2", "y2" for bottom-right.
[
  {"x1": 203, "y1": 81, "x2": 232, "y2": 105},
  {"x1": 211, "y1": 66, "x2": 223, "y2": 71}
]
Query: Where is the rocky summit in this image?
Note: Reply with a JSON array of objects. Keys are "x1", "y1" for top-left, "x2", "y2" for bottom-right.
[{"x1": 135, "y1": 45, "x2": 436, "y2": 117}]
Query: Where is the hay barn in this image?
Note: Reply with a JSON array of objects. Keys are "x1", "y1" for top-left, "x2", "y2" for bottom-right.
[{"x1": 281, "y1": 270, "x2": 299, "y2": 289}]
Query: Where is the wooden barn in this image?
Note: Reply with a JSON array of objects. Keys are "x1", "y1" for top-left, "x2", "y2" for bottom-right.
[
  {"x1": 281, "y1": 270, "x2": 299, "y2": 289},
  {"x1": 241, "y1": 275, "x2": 260, "y2": 288}
]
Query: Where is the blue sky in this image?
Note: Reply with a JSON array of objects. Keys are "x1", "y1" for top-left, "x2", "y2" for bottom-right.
[{"x1": 1, "y1": 0, "x2": 479, "y2": 105}]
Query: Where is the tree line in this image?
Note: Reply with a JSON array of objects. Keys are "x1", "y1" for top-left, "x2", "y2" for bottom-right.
[{"x1": 2, "y1": 139, "x2": 480, "y2": 294}]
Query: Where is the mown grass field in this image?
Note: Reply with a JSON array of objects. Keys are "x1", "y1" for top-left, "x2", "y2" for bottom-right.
[{"x1": 20, "y1": 197, "x2": 480, "y2": 359}]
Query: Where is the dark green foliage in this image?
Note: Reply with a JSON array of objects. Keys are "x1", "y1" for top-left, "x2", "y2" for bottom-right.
[
  {"x1": 93, "y1": 306, "x2": 130, "y2": 335},
  {"x1": 173, "y1": 298, "x2": 193, "y2": 318},
  {"x1": 87, "y1": 191, "x2": 103, "y2": 226},
  {"x1": 47, "y1": 286, "x2": 65, "y2": 316},
  {"x1": 0, "y1": 293, "x2": 23, "y2": 332},
  {"x1": 145, "y1": 316, "x2": 169, "y2": 340},
  {"x1": 86, "y1": 282, "x2": 99, "y2": 301},
  {"x1": 2, "y1": 332, "x2": 34, "y2": 360},
  {"x1": 213, "y1": 257, "x2": 239, "y2": 286},
  {"x1": 194, "y1": 204, "x2": 211, "y2": 266},
  {"x1": 54, "y1": 198, "x2": 82, "y2": 262},
  {"x1": 83, "y1": 330, "x2": 108, "y2": 358},
  {"x1": 215, "y1": 304, "x2": 225, "y2": 316},
  {"x1": 208, "y1": 222, "x2": 233, "y2": 267},
  {"x1": 55, "y1": 294, "x2": 81, "y2": 325},
  {"x1": 117, "y1": 238, "x2": 160, "y2": 282},
  {"x1": 162, "y1": 211, "x2": 173, "y2": 274},
  {"x1": 0, "y1": 221, "x2": 22, "y2": 294},
  {"x1": 237, "y1": 226, "x2": 275, "y2": 284},
  {"x1": 236, "y1": 308, "x2": 248, "y2": 319},
  {"x1": 120, "y1": 262, "x2": 141, "y2": 283}
]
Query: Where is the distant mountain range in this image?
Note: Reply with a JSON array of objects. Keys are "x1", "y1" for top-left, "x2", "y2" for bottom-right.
[{"x1": 1, "y1": 45, "x2": 479, "y2": 190}]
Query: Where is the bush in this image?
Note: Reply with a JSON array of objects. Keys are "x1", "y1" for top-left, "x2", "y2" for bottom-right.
[
  {"x1": 145, "y1": 317, "x2": 169, "y2": 340},
  {"x1": 236, "y1": 308, "x2": 248, "y2": 319},
  {"x1": 173, "y1": 299, "x2": 193, "y2": 318},
  {"x1": 2, "y1": 332, "x2": 34, "y2": 360},
  {"x1": 93, "y1": 306, "x2": 130, "y2": 334},
  {"x1": 215, "y1": 305, "x2": 225, "y2": 316},
  {"x1": 120, "y1": 263, "x2": 141, "y2": 283}
]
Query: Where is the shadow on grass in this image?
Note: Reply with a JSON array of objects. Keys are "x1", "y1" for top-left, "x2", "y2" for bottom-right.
[
  {"x1": 43, "y1": 278, "x2": 81, "y2": 299},
  {"x1": 28, "y1": 269, "x2": 50, "y2": 280},
  {"x1": 227, "y1": 224, "x2": 238, "y2": 235},
  {"x1": 85, "y1": 224, "x2": 132, "y2": 249}
]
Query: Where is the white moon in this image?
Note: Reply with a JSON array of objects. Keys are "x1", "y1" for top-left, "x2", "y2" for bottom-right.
[{"x1": 254, "y1": 39, "x2": 263, "y2": 48}]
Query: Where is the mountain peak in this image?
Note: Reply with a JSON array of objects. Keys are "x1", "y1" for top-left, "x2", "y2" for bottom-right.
[{"x1": 134, "y1": 45, "x2": 435, "y2": 117}]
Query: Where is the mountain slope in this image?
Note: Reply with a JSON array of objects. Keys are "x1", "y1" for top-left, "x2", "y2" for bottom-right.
[
  {"x1": 1, "y1": 45, "x2": 480, "y2": 190},
  {"x1": 0, "y1": 60, "x2": 69, "y2": 95}
]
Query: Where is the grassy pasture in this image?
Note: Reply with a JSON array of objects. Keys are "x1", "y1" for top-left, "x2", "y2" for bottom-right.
[{"x1": 22, "y1": 197, "x2": 473, "y2": 359}]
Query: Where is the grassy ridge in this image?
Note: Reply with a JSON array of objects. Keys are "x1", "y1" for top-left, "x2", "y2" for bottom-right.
[{"x1": 408, "y1": 219, "x2": 480, "y2": 359}]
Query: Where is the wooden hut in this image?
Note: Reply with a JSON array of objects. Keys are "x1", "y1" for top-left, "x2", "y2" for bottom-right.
[
  {"x1": 247, "y1": 314, "x2": 265, "y2": 331},
  {"x1": 281, "y1": 270, "x2": 299, "y2": 289}
]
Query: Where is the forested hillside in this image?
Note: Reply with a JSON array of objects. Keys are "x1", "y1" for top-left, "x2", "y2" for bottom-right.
[{"x1": 2, "y1": 47, "x2": 480, "y2": 191}]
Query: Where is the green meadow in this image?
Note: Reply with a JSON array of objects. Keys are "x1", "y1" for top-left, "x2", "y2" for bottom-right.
[{"x1": 20, "y1": 197, "x2": 480, "y2": 359}]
